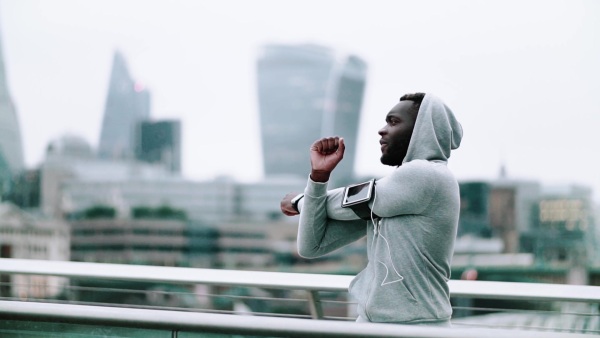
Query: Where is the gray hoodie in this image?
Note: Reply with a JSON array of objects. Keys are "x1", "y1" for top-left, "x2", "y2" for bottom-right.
[{"x1": 297, "y1": 93, "x2": 463, "y2": 324}]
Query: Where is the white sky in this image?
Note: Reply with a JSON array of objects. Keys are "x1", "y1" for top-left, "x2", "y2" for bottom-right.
[{"x1": 1, "y1": 0, "x2": 599, "y2": 201}]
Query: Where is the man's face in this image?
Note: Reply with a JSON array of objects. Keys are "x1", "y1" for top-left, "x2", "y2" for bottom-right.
[{"x1": 378, "y1": 101, "x2": 418, "y2": 166}]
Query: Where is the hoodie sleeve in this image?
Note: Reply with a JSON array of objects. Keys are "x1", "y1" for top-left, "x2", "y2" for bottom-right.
[
  {"x1": 324, "y1": 161, "x2": 438, "y2": 220},
  {"x1": 297, "y1": 178, "x2": 367, "y2": 258},
  {"x1": 370, "y1": 161, "x2": 439, "y2": 217}
]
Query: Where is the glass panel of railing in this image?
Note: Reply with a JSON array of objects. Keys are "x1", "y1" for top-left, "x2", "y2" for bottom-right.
[{"x1": 0, "y1": 319, "x2": 170, "y2": 338}]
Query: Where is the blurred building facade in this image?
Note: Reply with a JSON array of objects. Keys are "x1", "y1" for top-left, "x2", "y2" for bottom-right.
[
  {"x1": 256, "y1": 43, "x2": 367, "y2": 187},
  {"x1": 525, "y1": 185, "x2": 595, "y2": 268},
  {"x1": 457, "y1": 178, "x2": 596, "y2": 271},
  {"x1": 98, "y1": 50, "x2": 151, "y2": 161},
  {"x1": 135, "y1": 119, "x2": 181, "y2": 173},
  {"x1": 38, "y1": 136, "x2": 368, "y2": 271},
  {"x1": 0, "y1": 202, "x2": 70, "y2": 298},
  {"x1": 70, "y1": 216, "x2": 217, "y2": 268},
  {"x1": 35, "y1": 131, "x2": 599, "y2": 277},
  {"x1": 58, "y1": 175, "x2": 305, "y2": 226}
]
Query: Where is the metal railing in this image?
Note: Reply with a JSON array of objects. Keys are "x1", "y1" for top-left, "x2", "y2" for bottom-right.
[
  {"x1": 0, "y1": 300, "x2": 591, "y2": 338},
  {"x1": 1, "y1": 258, "x2": 599, "y2": 337}
]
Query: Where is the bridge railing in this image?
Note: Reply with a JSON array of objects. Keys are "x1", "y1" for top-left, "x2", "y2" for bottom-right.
[
  {"x1": 1, "y1": 300, "x2": 592, "y2": 338},
  {"x1": 0, "y1": 258, "x2": 599, "y2": 336}
]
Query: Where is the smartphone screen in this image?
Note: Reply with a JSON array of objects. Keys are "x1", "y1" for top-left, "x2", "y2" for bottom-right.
[{"x1": 343, "y1": 180, "x2": 374, "y2": 206}]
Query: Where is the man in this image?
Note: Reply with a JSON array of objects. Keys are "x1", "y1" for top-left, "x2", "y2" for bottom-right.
[{"x1": 281, "y1": 93, "x2": 463, "y2": 325}]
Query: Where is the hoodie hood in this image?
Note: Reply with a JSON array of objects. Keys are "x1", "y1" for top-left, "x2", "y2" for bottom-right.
[{"x1": 403, "y1": 93, "x2": 462, "y2": 164}]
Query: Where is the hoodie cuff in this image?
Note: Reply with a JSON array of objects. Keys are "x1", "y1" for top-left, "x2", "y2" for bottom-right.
[{"x1": 305, "y1": 174, "x2": 328, "y2": 197}]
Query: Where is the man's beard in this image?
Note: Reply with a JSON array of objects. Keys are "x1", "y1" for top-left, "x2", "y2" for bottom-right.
[
  {"x1": 380, "y1": 136, "x2": 412, "y2": 166},
  {"x1": 380, "y1": 147, "x2": 407, "y2": 166}
]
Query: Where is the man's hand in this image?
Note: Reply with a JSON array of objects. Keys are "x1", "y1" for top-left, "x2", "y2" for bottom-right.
[
  {"x1": 310, "y1": 137, "x2": 345, "y2": 182},
  {"x1": 280, "y1": 192, "x2": 300, "y2": 216}
]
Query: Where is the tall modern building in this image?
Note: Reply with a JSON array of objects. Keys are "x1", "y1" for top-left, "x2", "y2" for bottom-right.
[
  {"x1": 0, "y1": 26, "x2": 24, "y2": 178},
  {"x1": 256, "y1": 44, "x2": 367, "y2": 185},
  {"x1": 135, "y1": 120, "x2": 182, "y2": 173},
  {"x1": 98, "y1": 51, "x2": 151, "y2": 160}
]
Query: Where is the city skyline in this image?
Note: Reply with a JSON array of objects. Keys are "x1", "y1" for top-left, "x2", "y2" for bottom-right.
[{"x1": 1, "y1": 0, "x2": 599, "y2": 202}]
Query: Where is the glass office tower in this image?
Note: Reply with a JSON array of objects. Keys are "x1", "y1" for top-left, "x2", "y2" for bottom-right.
[
  {"x1": 256, "y1": 44, "x2": 367, "y2": 185},
  {"x1": 0, "y1": 27, "x2": 24, "y2": 177},
  {"x1": 98, "y1": 51, "x2": 151, "y2": 160},
  {"x1": 135, "y1": 120, "x2": 182, "y2": 173}
]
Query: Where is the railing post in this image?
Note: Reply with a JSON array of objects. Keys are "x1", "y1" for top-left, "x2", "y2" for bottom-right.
[{"x1": 307, "y1": 290, "x2": 324, "y2": 319}]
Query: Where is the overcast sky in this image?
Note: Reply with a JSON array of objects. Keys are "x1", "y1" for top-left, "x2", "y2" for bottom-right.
[{"x1": 1, "y1": 0, "x2": 599, "y2": 201}]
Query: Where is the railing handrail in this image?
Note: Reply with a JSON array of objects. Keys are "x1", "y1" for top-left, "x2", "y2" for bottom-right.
[
  {"x1": 1, "y1": 258, "x2": 600, "y2": 303},
  {"x1": 0, "y1": 258, "x2": 351, "y2": 291},
  {"x1": 0, "y1": 300, "x2": 591, "y2": 338}
]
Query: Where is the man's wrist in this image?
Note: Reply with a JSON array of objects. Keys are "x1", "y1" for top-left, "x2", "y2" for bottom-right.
[
  {"x1": 291, "y1": 193, "x2": 304, "y2": 213},
  {"x1": 310, "y1": 170, "x2": 331, "y2": 183}
]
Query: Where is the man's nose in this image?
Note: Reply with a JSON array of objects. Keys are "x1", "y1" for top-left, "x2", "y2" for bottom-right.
[{"x1": 378, "y1": 125, "x2": 387, "y2": 135}]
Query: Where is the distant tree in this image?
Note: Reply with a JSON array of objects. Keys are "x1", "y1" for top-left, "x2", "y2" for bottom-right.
[
  {"x1": 131, "y1": 205, "x2": 186, "y2": 220},
  {"x1": 156, "y1": 205, "x2": 186, "y2": 220},
  {"x1": 131, "y1": 206, "x2": 154, "y2": 219},
  {"x1": 83, "y1": 205, "x2": 116, "y2": 219}
]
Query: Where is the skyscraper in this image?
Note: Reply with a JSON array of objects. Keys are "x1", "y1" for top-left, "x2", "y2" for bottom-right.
[
  {"x1": 0, "y1": 25, "x2": 24, "y2": 177},
  {"x1": 256, "y1": 44, "x2": 367, "y2": 185},
  {"x1": 135, "y1": 120, "x2": 182, "y2": 173},
  {"x1": 98, "y1": 51, "x2": 151, "y2": 160}
]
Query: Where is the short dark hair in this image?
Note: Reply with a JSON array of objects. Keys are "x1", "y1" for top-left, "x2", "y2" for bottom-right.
[{"x1": 399, "y1": 92, "x2": 425, "y2": 105}]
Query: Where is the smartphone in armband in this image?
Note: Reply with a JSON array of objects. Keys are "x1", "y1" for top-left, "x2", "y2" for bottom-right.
[
  {"x1": 342, "y1": 179, "x2": 375, "y2": 207},
  {"x1": 341, "y1": 179, "x2": 379, "y2": 220}
]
